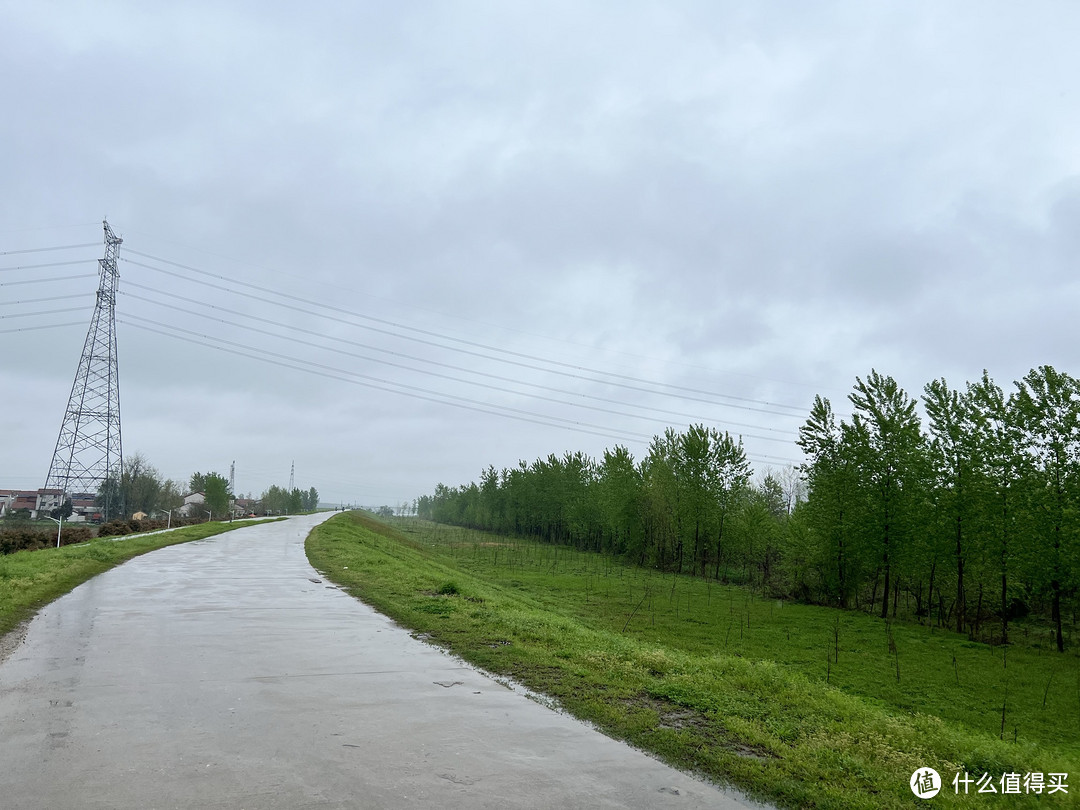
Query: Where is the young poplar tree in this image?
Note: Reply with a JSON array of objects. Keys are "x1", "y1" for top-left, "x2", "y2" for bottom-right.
[
  {"x1": 967, "y1": 371, "x2": 1028, "y2": 644},
  {"x1": 1013, "y1": 365, "x2": 1080, "y2": 652},
  {"x1": 706, "y1": 428, "x2": 751, "y2": 582},
  {"x1": 597, "y1": 445, "x2": 642, "y2": 558},
  {"x1": 679, "y1": 424, "x2": 716, "y2": 576},
  {"x1": 798, "y1": 395, "x2": 859, "y2": 607},
  {"x1": 847, "y1": 371, "x2": 927, "y2": 619},
  {"x1": 924, "y1": 378, "x2": 985, "y2": 633},
  {"x1": 640, "y1": 428, "x2": 682, "y2": 570}
]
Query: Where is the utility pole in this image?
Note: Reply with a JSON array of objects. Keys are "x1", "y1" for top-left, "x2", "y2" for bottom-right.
[{"x1": 45, "y1": 221, "x2": 124, "y2": 520}]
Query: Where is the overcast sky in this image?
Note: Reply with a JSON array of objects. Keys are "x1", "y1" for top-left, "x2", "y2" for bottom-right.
[{"x1": 3, "y1": 2, "x2": 1080, "y2": 507}]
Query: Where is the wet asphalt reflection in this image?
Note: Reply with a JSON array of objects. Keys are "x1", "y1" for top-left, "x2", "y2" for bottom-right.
[{"x1": 0, "y1": 514, "x2": 758, "y2": 809}]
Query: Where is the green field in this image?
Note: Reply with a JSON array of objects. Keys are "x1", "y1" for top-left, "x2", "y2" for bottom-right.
[
  {"x1": 0, "y1": 519, "x2": 280, "y2": 640},
  {"x1": 307, "y1": 511, "x2": 1079, "y2": 809}
]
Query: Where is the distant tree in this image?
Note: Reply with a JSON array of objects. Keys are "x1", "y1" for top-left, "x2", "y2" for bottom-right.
[
  {"x1": 122, "y1": 453, "x2": 163, "y2": 516},
  {"x1": 95, "y1": 476, "x2": 123, "y2": 521},
  {"x1": 157, "y1": 479, "x2": 186, "y2": 513},
  {"x1": 51, "y1": 497, "x2": 74, "y2": 520},
  {"x1": 289, "y1": 488, "x2": 303, "y2": 514},
  {"x1": 198, "y1": 472, "x2": 232, "y2": 518},
  {"x1": 189, "y1": 472, "x2": 208, "y2": 495},
  {"x1": 260, "y1": 484, "x2": 289, "y2": 514}
]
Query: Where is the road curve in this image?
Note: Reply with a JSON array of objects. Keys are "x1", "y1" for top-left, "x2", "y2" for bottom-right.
[{"x1": 0, "y1": 514, "x2": 759, "y2": 809}]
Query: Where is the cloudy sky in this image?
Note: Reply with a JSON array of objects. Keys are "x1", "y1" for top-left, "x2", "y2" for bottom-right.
[{"x1": 3, "y1": 2, "x2": 1079, "y2": 507}]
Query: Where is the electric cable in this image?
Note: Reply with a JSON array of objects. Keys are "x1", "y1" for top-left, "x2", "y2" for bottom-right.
[
  {"x1": 0, "y1": 260, "x2": 93, "y2": 273},
  {"x1": 0, "y1": 321, "x2": 87, "y2": 334},
  {"x1": 0, "y1": 273, "x2": 97, "y2": 287},
  {"x1": 118, "y1": 316, "x2": 801, "y2": 466},
  {"x1": 0, "y1": 306, "x2": 91, "y2": 319},
  {"x1": 124, "y1": 255, "x2": 807, "y2": 419},
  {"x1": 0, "y1": 242, "x2": 98, "y2": 256},
  {"x1": 119, "y1": 314, "x2": 658, "y2": 445},
  {"x1": 119, "y1": 286, "x2": 797, "y2": 444},
  {"x1": 0, "y1": 294, "x2": 89, "y2": 307}
]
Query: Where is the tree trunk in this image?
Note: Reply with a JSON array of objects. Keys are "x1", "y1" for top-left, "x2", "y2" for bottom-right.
[
  {"x1": 713, "y1": 511, "x2": 726, "y2": 581},
  {"x1": 927, "y1": 561, "x2": 936, "y2": 625},
  {"x1": 836, "y1": 506, "x2": 847, "y2": 608},
  {"x1": 880, "y1": 521, "x2": 891, "y2": 620},
  {"x1": 1052, "y1": 580, "x2": 1064, "y2": 653},
  {"x1": 955, "y1": 514, "x2": 966, "y2": 634}
]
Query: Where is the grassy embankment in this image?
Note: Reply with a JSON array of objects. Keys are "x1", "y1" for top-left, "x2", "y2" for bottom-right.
[
  {"x1": 307, "y1": 511, "x2": 1080, "y2": 810},
  {"x1": 0, "y1": 519, "x2": 281, "y2": 639}
]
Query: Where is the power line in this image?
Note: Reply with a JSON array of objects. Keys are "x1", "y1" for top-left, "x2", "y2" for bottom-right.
[
  {"x1": 117, "y1": 315, "x2": 801, "y2": 466},
  {"x1": 0, "y1": 306, "x2": 91, "y2": 320},
  {"x1": 119, "y1": 286, "x2": 798, "y2": 444},
  {"x1": 119, "y1": 229, "x2": 828, "y2": 397},
  {"x1": 0, "y1": 242, "x2": 99, "y2": 256},
  {"x1": 124, "y1": 254, "x2": 808, "y2": 419},
  {"x1": 0, "y1": 294, "x2": 90, "y2": 307},
  {"x1": 0, "y1": 321, "x2": 87, "y2": 334},
  {"x1": 0, "y1": 260, "x2": 93, "y2": 273},
  {"x1": 0, "y1": 273, "x2": 97, "y2": 287},
  {"x1": 119, "y1": 315, "x2": 658, "y2": 446}
]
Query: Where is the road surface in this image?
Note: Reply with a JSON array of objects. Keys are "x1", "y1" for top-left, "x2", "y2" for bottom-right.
[{"x1": 0, "y1": 513, "x2": 760, "y2": 809}]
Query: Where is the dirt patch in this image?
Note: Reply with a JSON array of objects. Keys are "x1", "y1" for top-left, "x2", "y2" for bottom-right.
[
  {"x1": 628, "y1": 693, "x2": 776, "y2": 761},
  {"x1": 0, "y1": 618, "x2": 32, "y2": 666}
]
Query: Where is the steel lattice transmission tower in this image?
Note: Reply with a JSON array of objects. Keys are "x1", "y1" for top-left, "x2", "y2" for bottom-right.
[{"x1": 45, "y1": 220, "x2": 125, "y2": 519}]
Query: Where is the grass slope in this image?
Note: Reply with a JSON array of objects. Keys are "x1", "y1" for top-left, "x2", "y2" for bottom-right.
[
  {"x1": 307, "y1": 512, "x2": 1080, "y2": 809},
  {"x1": 0, "y1": 519, "x2": 281, "y2": 640}
]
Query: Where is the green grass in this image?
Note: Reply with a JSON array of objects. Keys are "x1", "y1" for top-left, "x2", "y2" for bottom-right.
[
  {"x1": 307, "y1": 512, "x2": 1080, "y2": 809},
  {"x1": 0, "y1": 519, "x2": 282, "y2": 639}
]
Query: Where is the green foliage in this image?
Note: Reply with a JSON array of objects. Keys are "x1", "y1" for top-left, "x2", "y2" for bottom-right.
[
  {"x1": 420, "y1": 368, "x2": 1080, "y2": 652},
  {"x1": 420, "y1": 424, "x2": 752, "y2": 580},
  {"x1": 0, "y1": 525, "x2": 92, "y2": 554},
  {"x1": 260, "y1": 483, "x2": 318, "y2": 514},
  {"x1": 96, "y1": 453, "x2": 185, "y2": 520},
  {"x1": 198, "y1": 472, "x2": 232, "y2": 517}
]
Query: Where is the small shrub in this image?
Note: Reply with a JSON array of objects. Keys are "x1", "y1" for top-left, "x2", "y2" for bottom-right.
[
  {"x1": 97, "y1": 520, "x2": 133, "y2": 537},
  {"x1": 0, "y1": 528, "x2": 49, "y2": 554},
  {"x1": 437, "y1": 581, "x2": 461, "y2": 596},
  {"x1": 59, "y1": 526, "x2": 93, "y2": 546}
]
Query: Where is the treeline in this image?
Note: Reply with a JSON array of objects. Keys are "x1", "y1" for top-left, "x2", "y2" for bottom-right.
[
  {"x1": 418, "y1": 366, "x2": 1080, "y2": 652},
  {"x1": 94, "y1": 456, "x2": 318, "y2": 518},
  {"x1": 260, "y1": 484, "x2": 320, "y2": 515}
]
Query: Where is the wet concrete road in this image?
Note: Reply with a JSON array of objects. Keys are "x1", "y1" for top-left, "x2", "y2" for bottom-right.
[{"x1": 0, "y1": 514, "x2": 758, "y2": 809}]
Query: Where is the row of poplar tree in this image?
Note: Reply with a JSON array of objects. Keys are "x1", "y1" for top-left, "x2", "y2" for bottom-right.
[{"x1": 418, "y1": 365, "x2": 1080, "y2": 653}]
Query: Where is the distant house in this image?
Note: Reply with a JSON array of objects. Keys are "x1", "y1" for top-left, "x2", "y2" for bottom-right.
[
  {"x1": 0, "y1": 488, "x2": 102, "y2": 522},
  {"x1": 0, "y1": 490, "x2": 17, "y2": 518},
  {"x1": 70, "y1": 495, "x2": 99, "y2": 522},
  {"x1": 179, "y1": 491, "x2": 206, "y2": 517},
  {"x1": 36, "y1": 489, "x2": 64, "y2": 516}
]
